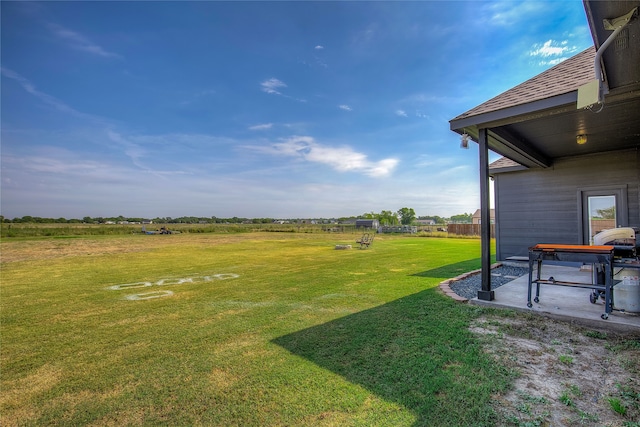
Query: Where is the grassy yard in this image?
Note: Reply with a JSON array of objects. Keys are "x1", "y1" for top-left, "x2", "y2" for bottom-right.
[{"x1": 2, "y1": 233, "x2": 512, "y2": 426}]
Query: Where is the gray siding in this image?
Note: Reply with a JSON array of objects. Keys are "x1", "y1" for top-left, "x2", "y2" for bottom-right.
[
  {"x1": 356, "y1": 219, "x2": 379, "y2": 229},
  {"x1": 494, "y1": 149, "x2": 640, "y2": 260}
]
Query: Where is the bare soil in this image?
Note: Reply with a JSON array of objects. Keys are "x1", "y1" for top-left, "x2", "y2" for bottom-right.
[{"x1": 471, "y1": 314, "x2": 640, "y2": 426}]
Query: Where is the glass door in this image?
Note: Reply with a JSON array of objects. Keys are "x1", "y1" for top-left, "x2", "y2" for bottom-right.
[
  {"x1": 587, "y1": 195, "x2": 616, "y2": 244},
  {"x1": 580, "y1": 186, "x2": 627, "y2": 245}
]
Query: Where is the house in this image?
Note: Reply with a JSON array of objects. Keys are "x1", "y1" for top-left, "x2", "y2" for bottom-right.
[
  {"x1": 355, "y1": 219, "x2": 380, "y2": 229},
  {"x1": 471, "y1": 209, "x2": 495, "y2": 225},
  {"x1": 415, "y1": 219, "x2": 436, "y2": 225},
  {"x1": 449, "y1": 1, "x2": 640, "y2": 300}
]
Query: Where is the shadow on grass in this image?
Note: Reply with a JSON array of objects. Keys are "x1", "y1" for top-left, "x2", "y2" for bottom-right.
[
  {"x1": 411, "y1": 258, "x2": 482, "y2": 279},
  {"x1": 272, "y1": 287, "x2": 511, "y2": 426}
]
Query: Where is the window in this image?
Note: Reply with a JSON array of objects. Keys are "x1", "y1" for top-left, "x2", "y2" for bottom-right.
[
  {"x1": 579, "y1": 186, "x2": 628, "y2": 245},
  {"x1": 587, "y1": 195, "x2": 616, "y2": 243}
]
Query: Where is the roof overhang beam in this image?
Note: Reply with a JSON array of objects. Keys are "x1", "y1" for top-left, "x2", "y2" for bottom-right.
[{"x1": 488, "y1": 128, "x2": 552, "y2": 168}]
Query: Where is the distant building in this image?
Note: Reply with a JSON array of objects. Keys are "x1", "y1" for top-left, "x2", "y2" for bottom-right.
[
  {"x1": 356, "y1": 219, "x2": 380, "y2": 229},
  {"x1": 415, "y1": 219, "x2": 436, "y2": 225},
  {"x1": 472, "y1": 209, "x2": 495, "y2": 225}
]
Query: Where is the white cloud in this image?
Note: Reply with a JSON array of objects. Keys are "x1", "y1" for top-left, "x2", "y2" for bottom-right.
[
  {"x1": 1, "y1": 68, "x2": 100, "y2": 121},
  {"x1": 263, "y1": 136, "x2": 398, "y2": 178},
  {"x1": 529, "y1": 40, "x2": 577, "y2": 66},
  {"x1": 315, "y1": 45, "x2": 324, "y2": 50},
  {"x1": 260, "y1": 78, "x2": 306, "y2": 102},
  {"x1": 104, "y1": 131, "x2": 239, "y2": 176},
  {"x1": 6, "y1": 152, "x2": 104, "y2": 175},
  {"x1": 365, "y1": 158, "x2": 400, "y2": 178},
  {"x1": 541, "y1": 57, "x2": 567, "y2": 66},
  {"x1": 249, "y1": 123, "x2": 273, "y2": 131},
  {"x1": 107, "y1": 130, "x2": 148, "y2": 170},
  {"x1": 338, "y1": 104, "x2": 352, "y2": 111},
  {"x1": 261, "y1": 78, "x2": 287, "y2": 95},
  {"x1": 393, "y1": 93, "x2": 459, "y2": 120},
  {"x1": 47, "y1": 23, "x2": 121, "y2": 59},
  {"x1": 529, "y1": 39, "x2": 570, "y2": 57}
]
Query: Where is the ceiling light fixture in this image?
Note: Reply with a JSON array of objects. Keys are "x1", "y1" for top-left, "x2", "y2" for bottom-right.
[{"x1": 576, "y1": 134, "x2": 587, "y2": 145}]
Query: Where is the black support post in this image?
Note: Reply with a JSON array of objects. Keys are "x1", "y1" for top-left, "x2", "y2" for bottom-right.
[{"x1": 478, "y1": 128, "x2": 494, "y2": 301}]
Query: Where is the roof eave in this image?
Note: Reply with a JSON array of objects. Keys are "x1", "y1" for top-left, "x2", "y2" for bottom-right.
[
  {"x1": 449, "y1": 92, "x2": 578, "y2": 169},
  {"x1": 449, "y1": 91, "x2": 577, "y2": 132},
  {"x1": 489, "y1": 165, "x2": 528, "y2": 175}
]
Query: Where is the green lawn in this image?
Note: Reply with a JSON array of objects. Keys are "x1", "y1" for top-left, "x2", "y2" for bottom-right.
[{"x1": 1, "y1": 233, "x2": 511, "y2": 426}]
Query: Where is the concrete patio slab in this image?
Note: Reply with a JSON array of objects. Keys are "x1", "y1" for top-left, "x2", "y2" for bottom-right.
[{"x1": 470, "y1": 264, "x2": 640, "y2": 333}]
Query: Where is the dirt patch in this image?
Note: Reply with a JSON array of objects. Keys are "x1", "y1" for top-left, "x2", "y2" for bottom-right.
[
  {"x1": 0, "y1": 239, "x2": 152, "y2": 263},
  {"x1": 471, "y1": 314, "x2": 640, "y2": 426}
]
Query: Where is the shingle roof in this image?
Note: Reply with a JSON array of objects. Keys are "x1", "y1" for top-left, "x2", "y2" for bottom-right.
[
  {"x1": 452, "y1": 47, "x2": 596, "y2": 121},
  {"x1": 488, "y1": 157, "x2": 527, "y2": 174},
  {"x1": 489, "y1": 157, "x2": 521, "y2": 169}
]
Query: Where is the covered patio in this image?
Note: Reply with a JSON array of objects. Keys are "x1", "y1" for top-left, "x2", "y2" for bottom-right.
[
  {"x1": 448, "y1": 0, "x2": 640, "y2": 328},
  {"x1": 469, "y1": 262, "x2": 640, "y2": 333}
]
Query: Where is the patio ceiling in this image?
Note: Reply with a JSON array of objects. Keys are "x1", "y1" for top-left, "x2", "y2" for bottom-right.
[{"x1": 449, "y1": 0, "x2": 640, "y2": 169}]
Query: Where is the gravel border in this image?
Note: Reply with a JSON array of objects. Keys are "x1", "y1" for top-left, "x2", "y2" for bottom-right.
[{"x1": 440, "y1": 264, "x2": 529, "y2": 301}]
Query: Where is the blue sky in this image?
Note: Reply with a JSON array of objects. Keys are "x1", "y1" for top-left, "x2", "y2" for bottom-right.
[{"x1": 1, "y1": 1, "x2": 593, "y2": 220}]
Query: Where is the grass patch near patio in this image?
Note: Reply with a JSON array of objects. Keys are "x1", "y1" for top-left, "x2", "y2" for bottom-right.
[{"x1": 1, "y1": 232, "x2": 511, "y2": 426}]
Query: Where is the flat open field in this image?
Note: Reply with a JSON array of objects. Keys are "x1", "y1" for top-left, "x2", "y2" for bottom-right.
[{"x1": 1, "y1": 233, "x2": 638, "y2": 426}]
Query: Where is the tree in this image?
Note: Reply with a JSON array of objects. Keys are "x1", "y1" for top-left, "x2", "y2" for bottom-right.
[
  {"x1": 450, "y1": 213, "x2": 472, "y2": 223},
  {"x1": 397, "y1": 207, "x2": 416, "y2": 225},
  {"x1": 595, "y1": 206, "x2": 615, "y2": 219},
  {"x1": 378, "y1": 210, "x2": 398, "y2": 226},
  {"x1": 432, "y1": 216, "x2": 446, "y2": 225}
]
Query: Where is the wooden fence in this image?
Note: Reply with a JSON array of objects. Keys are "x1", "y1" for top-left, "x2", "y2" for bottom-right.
[
  {"x1": 447, "y1": 223, "x2": 495, "y2": 238},
  {"x1": 590, "y1": 219, "x2": 616, "y2": 235}
]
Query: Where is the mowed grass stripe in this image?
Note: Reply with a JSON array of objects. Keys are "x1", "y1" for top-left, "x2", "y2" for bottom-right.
[{"x1": 1, "y1": 233, "x2": 509, "y2": 426}]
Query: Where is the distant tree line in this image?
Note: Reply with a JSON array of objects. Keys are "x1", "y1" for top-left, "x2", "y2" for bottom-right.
[
  {"x1": 1, "y1": 215, "x2": 276, "y2": 224},
  {"x1": 449, "y1": 213, "x2": 473, "y2": 223},
  {"x1": 359, "y1": 208, "x2": 473, "y2": 226},
  {"x1": 1, "y1": 215, "x2": 352, "y2": 224},
  {"x1": 1, "y1": 211, "x2": 475, "y2": 225}
]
